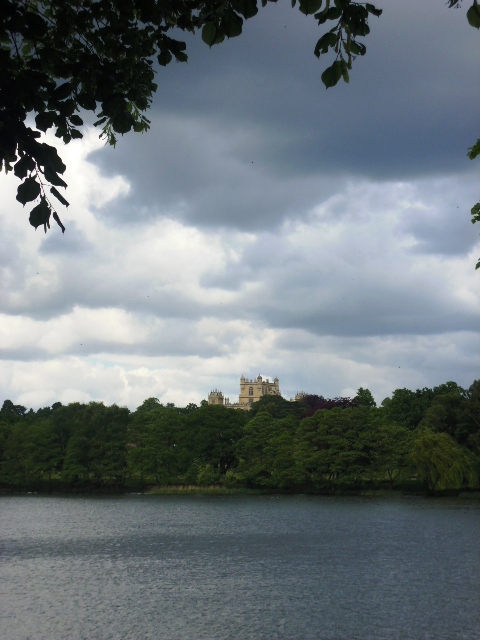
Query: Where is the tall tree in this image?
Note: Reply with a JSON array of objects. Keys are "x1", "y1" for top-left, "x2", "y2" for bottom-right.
[
  {"x1": 62, "y1": 402, "x2": 130, "y2": 487},
  {"x1": 128, "y1": 405, "x2": 184, "y2": 484},
  {"x1": 354, "y1": 387, "x2": 376, "y2": 408},
  {"x1": 183, "y1": 404, "x2": 247, "y2": 480},
  {"x1": 295, "y1": 406, "x2": 381, "y2": 491},
  {"x1": 236, "y1": 412, "x2": 300, "y2": 488},
  {"x1": 410, "y1": 430, "x2": 478, "y2": 492}
]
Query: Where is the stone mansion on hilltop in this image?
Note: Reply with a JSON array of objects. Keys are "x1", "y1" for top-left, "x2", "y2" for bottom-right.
[{"x1": 208, "y1": 375, "x2": 288, "y2": 410}]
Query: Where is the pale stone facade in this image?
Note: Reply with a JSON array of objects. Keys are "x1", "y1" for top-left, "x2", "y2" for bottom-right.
[{"x1": 208, "y1": 375, "x2": 281, "y2": 410}]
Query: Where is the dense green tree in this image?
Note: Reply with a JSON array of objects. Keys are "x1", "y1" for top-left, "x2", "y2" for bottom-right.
[
  {"x1": 135, "y1": 397, "x2": 164, "y2": 413},
  {"x1": 183, "y1": 404, "x2": 248, "y2": 481},
  {"x1": 249, "y1": 394, "x2": 304, "y2": 420},
  {"x1": 32, "y1": 402, "x2": 63, "y2": 420},
  {"x1": 62, "y1": 402, "x2": 130, "y2": 487},
  {"x1": 382, "y1": 382, "x2": 466, "y2": 431},
  {"x1": 1, "y1": 380, "x2": 480, "y2": 493},
  {"x1": 381, "y1": 388, "x2": 434, "y2": 430},
  {"x1": 370, "y1": 423, "x2": 413, "y2": 490},
  {"x1": 27, "y1": 419, "x2": 63, "y2": 482},
  {"x1": 236, "y1": 413, "x2": 300, "y2": 488},
  {"x1": 235, "y1": 411, "x2": 276, "y2": 486},
  {"x1": 127, "y1": 405, "x2": 184, "y2": 484},
  {"x1": 1, "y1": 420, "x2": 31, "y2": 488},
  {"x1": 1, "y1": 399, "x2": 27, "y2": 418},
  {"x1": 456, "y1": 380, "x2": 480, "y2": 453},
  {"x1": 295, "y1": 406, "x2": 381, "y2": 490},
  {"x1": 419, "y1": 392, "x2": 464, "y2": 439},
  {"x1": 354, "y1": 387, "x2": 376, "y2": 408},
  {"x1": 410, "y1": 430, "x2": 478, "y2": 492},
  {"x1": 0, "y1": 419, "x2": 12, "y2": 464},
  {"x1": 0, "y1": 417, "x2": 63, "y2": 488}
]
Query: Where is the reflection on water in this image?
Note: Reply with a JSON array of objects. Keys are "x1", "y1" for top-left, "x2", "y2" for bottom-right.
[{"x1": 1, "y1": 495, "x2": 479, "y2": 639}]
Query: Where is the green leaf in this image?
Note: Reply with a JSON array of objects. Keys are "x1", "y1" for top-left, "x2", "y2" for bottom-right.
[
  {"x1": 471, "y1": 201, "x2": 480, "y2": 223},
  {"x1": 50, "y1": 187, "x2": 70, "y2": 207},
  {"x1": 69, "y1": 114, "x2": 84, "y2": 126},
  {"x1": 16, "y1": 177, "x2": 41, "y2": 205},
  {"x1": 202, "y1": 23, "x2": 219, "y2": 46},
  {"x1": 58, "y1": 98, "x2": 76, "y2": 117},
  {"x1": 348, "y1": 40, "x2": 366, "y2": 55},
  {"x1": 76, "y1": 93, "x2": 97, "y2": 111},
  {"x1": 325, "y1": 6, "x2": 343, "y2": 20},
  {"x1": 314, "y1": 31, "x2": 337, "y2": 57},
  {"x1": 231, "y1": 0, "x2": 258, "y2": 19},
  {"x1": 35, "y1": 111, "x2": 55, "y2": 132},
  {"x1": 70, "y1": 129, "x2": 83, "y2": 139},
  {"x1": 158, "y1": 50, "x2": 173, "y2": 66},
  {"x1": 52, "y1": 211, "x2": 65, "y2": 233},
  {"x1": 222, "y1": 12, "x2": 243, "y2": 38},
  {"x1": 93, "y1": 117, "x2": 108, "y2": 127},
  {"x1": 29, "y1": 198, "x2": 51, "y2": 229},
  {"x1": 112, "y1": 112, "x2": 135, "y2": 134},
  {"x1": 174, "y1": 50, "x2": 188, "y2": 62},
  {"x1": 102, "y1": 93, "x2": 128, "y2": 117},
  {"x1": 52, "y1": 82, "x2": 72, "y2": 101},
  {"x1": 315, "y1": 6, "x2": 330, "y2": 22},
  {"x1": 41, "y1": 145, "x2": 66, "y2": 174},
  {"x1": 299, "y1": 0, "x2": 322, "y2": 16},
  {"x1": 14, "y1": 156, "x2": 35, "y2": 179},
  {"x1": 24, "y1": 12, "x2": 48, "y2": 38},
  {"x1": 467, "y1": 2, "x2": 480, "y2": 28},
  {"x1": 44, "y1": 167, "x2": 67, "y2": 188},
  {"x1": 341, "y1": 59, "x2": 350, "y2": 83},
  {"x1": 467, "y1": 139, "x2": 480, "y2": 160},
  {"x1": 321, "y1": 60, "x2": 343, "y2": 88},
  {"x1": 365, "y1": 3, "x2": 383, "y2": 17}
]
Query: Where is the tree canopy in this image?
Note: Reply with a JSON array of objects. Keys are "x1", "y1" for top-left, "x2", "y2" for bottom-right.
[
  {"x1": 1, "y1": 0, "x2": 478, "y2": 251},
  {"x1": 1, "y1": 378, "x2": 479, "y2": 493}
]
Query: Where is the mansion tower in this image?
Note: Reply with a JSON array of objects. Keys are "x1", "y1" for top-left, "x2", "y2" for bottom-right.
[{"x1": 208, "y1": 375, "x2": 281, "y2": 410}]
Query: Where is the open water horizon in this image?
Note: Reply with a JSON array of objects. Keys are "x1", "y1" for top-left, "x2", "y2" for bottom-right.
[{"x1": 1, "y1": 494, "x2": 479, "y2": 640}]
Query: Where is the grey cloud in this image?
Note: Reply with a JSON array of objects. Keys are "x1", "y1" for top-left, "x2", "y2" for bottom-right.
[
  {"x1": 86, "y1": 1, "x2": 478, "y2": 234},
  {"x1": 93, "y1": 0, "x2": 480, "y2": 190},
  {"x1": 196, "y1": 228, "x2": 479, "y2": 338},
  {"x1": 0, "y1": 347, "x2": 50, "y2": 362},
  {"x1": 89, "y1": 116, "x2": 346, "y2": 231},
  {"x1": 398, "y1": 178, "x2": 479, "y2": 256},
  {"x1": 39, "y1": 222, "x2": 91, "y2": 255}
]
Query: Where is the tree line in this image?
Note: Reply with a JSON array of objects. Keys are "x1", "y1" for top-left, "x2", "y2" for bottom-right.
[{"x1": 1, "y1": 380, "x2": 479, "y2": 494}]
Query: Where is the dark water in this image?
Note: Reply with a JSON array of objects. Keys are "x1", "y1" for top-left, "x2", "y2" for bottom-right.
[{"x1": 1, "y1": 495, "x2": 479, "y2": 640}]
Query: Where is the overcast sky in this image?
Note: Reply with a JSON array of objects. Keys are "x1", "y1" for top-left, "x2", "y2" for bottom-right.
[{"x1": 1, "y1": 0, "x2": 479, "y2": 410}]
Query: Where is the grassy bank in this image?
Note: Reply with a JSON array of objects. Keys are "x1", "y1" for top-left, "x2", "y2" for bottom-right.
[{"x1": 146, "y1": 485, "x2": 268, "y2": 495}]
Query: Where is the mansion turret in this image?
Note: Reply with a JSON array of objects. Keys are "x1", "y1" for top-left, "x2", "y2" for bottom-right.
[{"x1": 208, "y1": 375, "x2": 281, "y2": 410}]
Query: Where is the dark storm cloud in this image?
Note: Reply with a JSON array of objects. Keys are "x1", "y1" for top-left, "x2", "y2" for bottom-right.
[
  {"x1": 88, "y1": 0, "x2": 478, "y2": 233},
  {"x1": 90, "y1": 115, "x2": 346, "y2": 230},
  {"x1": 239, "y1": 276, "x2": 478, "y2": 337}
]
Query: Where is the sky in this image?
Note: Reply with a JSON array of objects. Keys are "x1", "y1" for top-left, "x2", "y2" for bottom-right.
[{"x1": 1, "y1": 0, "x2": 479, "y2": 410}]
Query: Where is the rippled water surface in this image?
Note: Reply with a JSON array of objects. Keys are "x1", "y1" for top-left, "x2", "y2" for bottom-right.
[{"x1": 1, "y1": 494, "x2": 479, "y2": 639}]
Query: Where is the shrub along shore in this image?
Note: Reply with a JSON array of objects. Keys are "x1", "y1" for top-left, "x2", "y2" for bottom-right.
[{"x1": 1, "y1": 381, "x2": 479, "y2": 496}]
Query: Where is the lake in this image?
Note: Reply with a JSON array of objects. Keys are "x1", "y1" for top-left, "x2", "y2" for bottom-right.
[{"x1": 1, "y1": 494, "x2": 479, "y2": 639}]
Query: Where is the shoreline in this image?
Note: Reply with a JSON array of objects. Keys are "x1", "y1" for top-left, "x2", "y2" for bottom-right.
[{"x1": 2, "y1": 485, "x2": 480, "y2": 498}]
